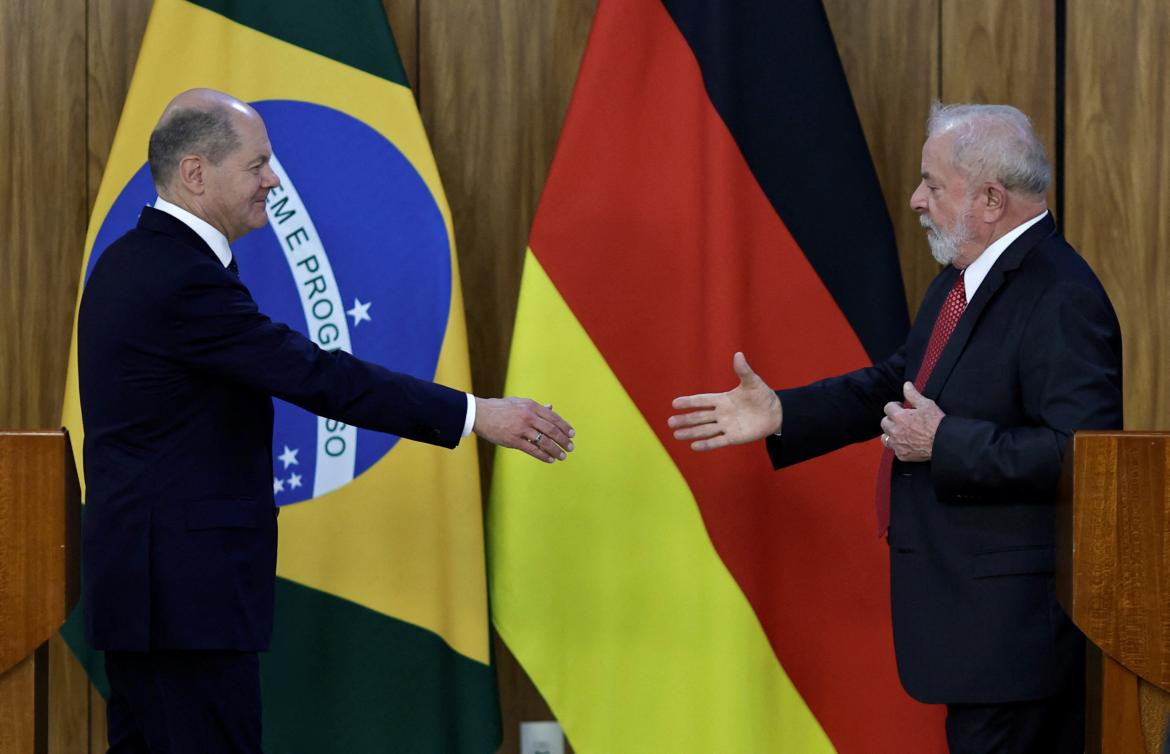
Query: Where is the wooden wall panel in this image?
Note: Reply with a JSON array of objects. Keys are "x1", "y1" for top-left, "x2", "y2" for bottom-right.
[
  {"x1": 382, "y1": 0, "x2": 418, "y2": 92},
  {"x1": 419, "y1": 0, "x2": 595, "y2": 409},
  {"x1": 823, "y1": 0, "x2": 940, "y2": 316},
  {"x1": 1066, "y1": 0, "x2": 1170, "y2": 431},
  {"x1": 0, "y1": 656, "x2": 36, "y2": 753},
  {"x1": 86, "y1": 0, "x2": 151, "y2": 214},
  {"x1": 0, "y1": 0, "x2": 87, "y2": 429},
  {"x1": 47, "y1": 635, "x2": 88, "y2": 753},
  {"x1": 940, "y1": 0, "x2": 1056, "y2": 165},
  {"x1": 418, "y1": 4, "x2": 595, "y2": 750}
]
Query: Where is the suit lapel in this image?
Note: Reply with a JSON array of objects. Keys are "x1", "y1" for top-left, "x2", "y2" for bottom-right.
[{"x1": 922, "y1": 214, "x2": 1058, "y2": 398}]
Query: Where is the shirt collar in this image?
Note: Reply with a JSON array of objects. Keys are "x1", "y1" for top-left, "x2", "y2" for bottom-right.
[
  {"x1": 960, "y1": 211, "x2": 1047, "y2": 303},
  {"x1": 153, "y1": 196, "x2": 234, "y2": 269}
]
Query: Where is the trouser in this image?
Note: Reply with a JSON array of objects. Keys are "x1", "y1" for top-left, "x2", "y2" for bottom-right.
[
  {"x1": 104, "y1": 649, "x2": 262, "y2": 754},
  {"x1": 944, "y1": 671, "x2": 1084, "y2": 754}
]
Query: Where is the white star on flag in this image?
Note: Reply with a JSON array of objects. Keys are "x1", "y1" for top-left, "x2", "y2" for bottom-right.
[
  {"x1": 273, "y1": 477, "x2": 285, "y2": 494},
  {"x1": 277, "y1": 445, "x2": 299, "y2": 469},
  {"x1": 347, "y1": 298, "x2": 372, "y2": 327},
  {"x1": 288, "y1": 473, "x2": 303, "y2": 490}
]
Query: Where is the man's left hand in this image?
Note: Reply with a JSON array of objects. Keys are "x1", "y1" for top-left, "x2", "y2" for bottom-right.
[{"x1": 880, "y1": 382, "x2": 944, "y2": 462}]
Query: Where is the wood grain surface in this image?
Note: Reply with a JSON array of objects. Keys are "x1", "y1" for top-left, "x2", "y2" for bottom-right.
[
  {"x1": 0, "y1": 655, "x2": 37, "y2": 754},
  {"x1": 0, "y1": 432, "x2": 74, "y2": 673},
  {"x1": 382, "y1": 0, "x2": 418, "y2": 93},
  {"x1": 86, "y1": 0, "x2": 151, "y2": 214},
  {"x1": 0, "y1": 432, "x2": 75, "y2": 753},
  {"x1": 940, "y1": 0, "x2": 1056, "y2": 163},
  {"x1": 1066, "y1": 0, "x2": 1170, "y2": 432},
  {"x1": 823, "y1": 0, "x2": 940, "y2": 317},
  {"x1": 1064, "y1": 432, "x2": 1170, "y2": 751},
  {"x1": 0, "y1": 0, "x2": 87, "y2": 429},
  {"x1": 47, "y1": 635, "x2": 88, "y2": 754},
  {"x1": 1065, "y1": 433, "x2": 1170, "y2": 688}
]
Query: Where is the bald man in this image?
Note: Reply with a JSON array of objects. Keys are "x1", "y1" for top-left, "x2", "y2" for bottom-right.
[
  {"x1": 78, "y1": 89, "x2": 573, "y2": 752},
  {"x1": 669, "y1": 104, "x2": 1122, "y2": 751}
]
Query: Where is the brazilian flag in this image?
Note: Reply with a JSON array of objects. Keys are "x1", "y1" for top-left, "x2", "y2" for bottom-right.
[{"x1": 60, "y1": 0, "x2": 500, "y2": 750}]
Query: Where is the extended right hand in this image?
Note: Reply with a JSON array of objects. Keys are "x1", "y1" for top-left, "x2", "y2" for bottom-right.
[
  {"x1": 473, "y1": 397, "x2": 575, "y2": 463},
  {"x1": 667, "y1": 352, "x2": 782, "y2": 451}
]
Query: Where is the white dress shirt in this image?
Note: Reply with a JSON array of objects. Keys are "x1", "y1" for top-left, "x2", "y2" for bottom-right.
[
  {"x1": 962, "y1": 211, "x2": 1048, "y2": 303},
  {"x1": 151, "y1": 196, "x2": 476, "y2": 436}
]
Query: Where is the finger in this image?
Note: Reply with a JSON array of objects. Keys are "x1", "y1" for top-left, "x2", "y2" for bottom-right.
[
  {"x1": 516, "y1": 435, "x2": 558, "y2": 463},
  {"x1": 533, "y1": 403, "x2": 575, "y2": 440},
  {"x1": 691, "y1": 434, "x2": 731, "y2": 452},
  {"x1": 673, "y1": 423, "x2": 725, "y2": 441},
  {"x1": 883, "y1": 401, "x2": 904, "y2": 419},
  {"x1": 667, "y1": 409, "x2": 718, "y2": 429},
  {"x1": 531, "y1": 415, "x2": 574, "y2": 452},
  {"x1": 880, "y1": 417, "x2": 894, "y2": 435},
  {"x1": 902, "y1": 382, "x2": 928, "y2": 408},
  {"x1": 532, "y1": 432, "x2": 568, "y2": 461},
  {"x1": 672, "y1": 393, "x2": 720, "y2": 411}
]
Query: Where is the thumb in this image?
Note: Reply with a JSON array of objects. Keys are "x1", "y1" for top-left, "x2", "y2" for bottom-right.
[
  {"x1": 732, "y1": 351, "x2": 760, "y2": 385},
  {"x1": 903, "y1": 381, "x2": 929, "y2": 408}
]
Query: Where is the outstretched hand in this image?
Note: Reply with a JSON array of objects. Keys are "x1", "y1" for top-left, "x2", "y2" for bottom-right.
[
  {"x1": 667, "y1": 352, "x2": 782, "y2": 451},
  {"x1": 474, "y1": 397, "x2": 575, "y2": 463}
]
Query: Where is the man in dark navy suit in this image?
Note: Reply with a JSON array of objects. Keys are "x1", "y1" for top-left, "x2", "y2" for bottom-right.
[
  {"x1": 78, "y1": 88, "x2": 575, "y2": 753},
  {"x1": 668, "y1": 104, "x2": 1122, "y2": 752}
]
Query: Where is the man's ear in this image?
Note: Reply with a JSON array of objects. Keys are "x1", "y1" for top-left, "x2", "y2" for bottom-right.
[
  {"x1": 980, "y1": 182, "x2": 1007, "y2": 222},
  {"x1": 176, "y1": 154, "x2": 205, "y2": 195}
]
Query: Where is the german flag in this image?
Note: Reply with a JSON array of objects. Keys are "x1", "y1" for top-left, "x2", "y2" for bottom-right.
[
  {"x1": 489, "y1": 0, "x2": 947, "y2": 750},
  {"x1": 60, "y1": 0, "x2": 499, "y2": 750}
]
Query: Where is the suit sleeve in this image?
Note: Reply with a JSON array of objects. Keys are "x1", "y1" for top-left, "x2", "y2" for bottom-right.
[
  {"x1": 766, "y1": 348, "x2": 906, "y2": 468},
  {"x1": 163, "y1": 260, "x2": 467, "y2": 448},
  {"x1": 930, "y1": 279, "x2": 1123, "y2": 498}
]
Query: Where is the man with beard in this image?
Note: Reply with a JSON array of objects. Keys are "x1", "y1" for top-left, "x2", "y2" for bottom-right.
[{"x1": 668, "y1": 103, "x2": 1122, "y2": 752}]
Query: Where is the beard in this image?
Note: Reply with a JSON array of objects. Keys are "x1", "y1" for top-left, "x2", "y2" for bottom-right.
[{"x1": 920, "y1": 208, "x2": 973, "y2": 266}]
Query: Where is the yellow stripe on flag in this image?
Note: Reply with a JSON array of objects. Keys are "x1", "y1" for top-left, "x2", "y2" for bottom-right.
[{"x1": 490, "y1": 251, "x2": 834, "y2": 752}]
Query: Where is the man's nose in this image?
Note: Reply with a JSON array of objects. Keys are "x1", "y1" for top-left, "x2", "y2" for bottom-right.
[
  {"x1": 909, "y1": 182, "x2": 927, "y2": 212},
  {"x1": 263, "y1": 167, "x2": 280, "y2": 189}
]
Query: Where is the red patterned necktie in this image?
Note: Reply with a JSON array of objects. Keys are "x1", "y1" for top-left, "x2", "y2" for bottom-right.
[{"x1": 874, "y1": 270, "x2": 966, "y2": 536}]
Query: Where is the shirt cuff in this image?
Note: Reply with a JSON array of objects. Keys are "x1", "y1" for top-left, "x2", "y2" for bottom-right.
[{"x1": 462, "y1": 393, "x2": 477, "y2": 438}]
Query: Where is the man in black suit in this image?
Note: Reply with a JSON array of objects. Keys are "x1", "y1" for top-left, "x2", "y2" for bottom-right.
[
  {"x1": 78, "y1": 88, "x2": 574, "y2": 753},
  {"x1": 668, "y1": 103, "x2": 1122, "y2": 752}
]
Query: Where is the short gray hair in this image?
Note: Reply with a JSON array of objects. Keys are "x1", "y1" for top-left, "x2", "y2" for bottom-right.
[
  {"x1": 927, "y1": 102, "x2": 1051, "y2": 197},
  {"x1": 148, "y1": 106, "x2": 240, "y2": 189}
]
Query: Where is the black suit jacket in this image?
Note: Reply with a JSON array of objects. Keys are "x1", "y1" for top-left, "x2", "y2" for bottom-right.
[
  {"x1": 78, "y1": 207, "x2": 467, "y2": 651},
  {"x1": 767, "y1": 214, "x2": 1123, "y2": 703}
]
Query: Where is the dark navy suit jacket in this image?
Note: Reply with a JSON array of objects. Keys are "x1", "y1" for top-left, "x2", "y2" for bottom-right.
[
  {"x1": 767, "y1": 214, "x2": 1123, "y2": 704},
  {"x1": 78, "y1": 207, "x2": 466, "y2": 652}
]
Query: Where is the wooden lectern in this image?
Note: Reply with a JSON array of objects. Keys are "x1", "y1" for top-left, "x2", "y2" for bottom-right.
[
  {"x1": 1059, "y1": 431, "x2": 1170, "y2": 753},
  {"x1": 0, "y1": 431, "x2": 80, "y2": 754}
]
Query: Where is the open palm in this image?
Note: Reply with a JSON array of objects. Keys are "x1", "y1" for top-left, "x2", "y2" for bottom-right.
[{"x1": 668, "y1": 352, "x2": 782, "y2": 451}]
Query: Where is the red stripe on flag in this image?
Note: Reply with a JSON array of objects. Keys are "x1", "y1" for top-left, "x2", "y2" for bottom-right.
[{"x1": 529, "y1": 0, "x2": 944, "y2": 750}]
